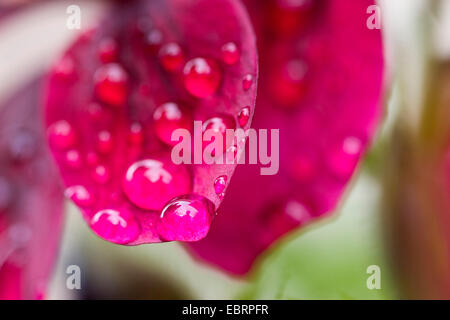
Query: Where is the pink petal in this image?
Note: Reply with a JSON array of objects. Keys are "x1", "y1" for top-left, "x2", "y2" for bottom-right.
[
  {"x1": 44, "y1": 0, "x2": 258, "y2": 245},
  {"x1": 0, "y1": 78, "x2": 64, "y2": 299},
  {"x1": 188, "y1": 0, "x2": 384, "y2": 274}
]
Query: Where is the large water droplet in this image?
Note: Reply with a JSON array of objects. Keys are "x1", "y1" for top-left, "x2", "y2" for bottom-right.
[
  {"x1": 47, "y1": 120, "x2": 76, "y2": 150},
  {"x1": 153, "y1": 102, "x2": 191, "y2": 146},
  {"x1": 183, "y1": 58, "x2": 222, "y2": 98},
  {"x1": 123, "y1": 159, "x2": 191, "y2": 210},
  {"x1": 157, "y1": 194, "x2": 215, "y2": 242},
  {"x1": 90, "y1": 208, "x2": 140, "y2": 244},
  {"x1": 94, "y1": 63, "x2": 129, "y2": 107}
]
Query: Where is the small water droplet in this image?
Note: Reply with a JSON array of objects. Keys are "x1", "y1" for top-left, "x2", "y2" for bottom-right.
[
  {"x1": 144, "y1": 29, "x2": 163, "y2": 53},
  {"x1": 123, "y1": 159, "x2": 191, "y2": 210},
  {"x1": 202, "y1": 115, "x2": 236, "y2": 157},
  {"x1": 94, "y1": 63, "x2": 129, "y2": 107},
  {"x1": 157, "y1": 194, "x2": 215, "y2": 242},
  {"x1": 159, "y1": 42, "x2": 184, "y2": 71},
  {"x1": 153, "y1": 102, "x2": 191, "y2": 146},
  {"x1": 48, "y1": 120, "x2": 76, "y2": 150},
  {"x1": 183, "y1": 58, "x2": 222, "y2": 98},
  {"x1": 327, "y1": 136, "x2": 364, "y2": 179},
  {"x1": 237, "y1": 107, "x2": 250, "y2": 127},
  {"x1": 90, "y1": 208, "x2": 140, "y2": 244},
  {"x1": 98, "y1": 37, "x2": 118, "y2": 63},
  {"x1": 221, "y1": 42, "x2": 240, "y2": 65},
  {"x1": 271, "y1": 59, "x2": 308, "y2": 106},
  {"x1": 128, "y1": 123, "x2": 144, "y2": 145},
  {"x1": 86, "y1": 151, "x2": 99, "y2": 167},
  {"x1": 65, "y1": 185, "x2": 93, "y2": 208},
  {"x1": 96, "y1": 130, "x2": 113, "y2": 154},
  {"x1": 93, "y1": 165, "x2": 110, "y2": 184},
  {"x1": 242, "y1": 74, "x2": 253, "y2": 91},
  {"x1": 214, "y1": 175, "x2": 227, "y2": 194},
  {"x1": 65, "y1": 149, "x2": 82, "y2": 169},
  {"x1": 53, "y1": 56, "x2": 75, "y2": 80}
]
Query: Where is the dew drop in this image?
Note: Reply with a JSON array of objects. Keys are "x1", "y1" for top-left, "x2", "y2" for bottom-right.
[
  {"x1": 96, "y1": 130, "x2": 114, "y2": 154},
  {"x1": 159, "y1": 42, "x2": 184, "y2": 72},
  {"x1": 271, "y1": 60, "x2": 308, "y2": 106},
  {"x1": 65, "y1": 186, "x2": 93, "y2": 208},
  {"x1": 183, "y1": 58, "x2": 222, "y2": 98},
  {"x1": 327, "y1": 136, "x2": 363, "y2": 179},
  {"x1": 214, "y1": 175, "x2": 227, "y2": 195},
  {"x1": 202, "y1": 115, "x2": 236, "y2": 157},
  {"x1": 144, "y1": 29, "x2": 163, "y2": 53},
  {"x1": 47, "y1": 120, "x2": 76, "y2": 151},
  {"x1": 128, "y1": 123, "x2": 144, "y2": 145},
  {"x1": 90, "y1": 208, "x2": 140, "y2": 244},
  {"x1": 93, "y1": 165, "x2": 110, "y2": 184},
  {"x1": 94, "y1": 63, "x2": 129, "y2": 107},
  {"x1": 237, "y1": 107, "x2": 250, "y2": 127},
  {"x1": 65, "y1": 149, "x2": 82, "y2": 169},
  {"x1": 86, "y1": 151, "x2": 99, "y2": 167},
  {"x1": 242, "y1": 74, "x2": 253, "y2": 91},
  {"x1": 221, "y1": 42, "x2": 240, "y2": 65},
  {"x1": 53, "y1": 56, "x2": 75, "y2": 80},
  {"x1": 123, "y1": 159, "x2": 191, "y2": 210},
  {"x1": 98, "y1": 38, "x2": 118, "y2": 63},
  {"x1": 153, "y1": 102, "x2": 191, "y2": 146},
  {"x1": 157, "y1": 194, "x2": 215, "y2": 242}
]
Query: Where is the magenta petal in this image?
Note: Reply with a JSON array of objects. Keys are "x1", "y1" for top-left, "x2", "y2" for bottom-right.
[
  {"x1": 0, "y1": 78, "x2": 64, "y2": 299},
  {"x1": 188, "y1": 0, "x2": 384, "y2": 274},
  {"x1": 44, "y1": 0, "x2": 258, "y2": 245}
]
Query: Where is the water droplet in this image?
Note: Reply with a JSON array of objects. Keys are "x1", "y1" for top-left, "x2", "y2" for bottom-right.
[
  {"x1": 153, "y1": 102, "x2": 191, "y2": 146},
  {"x1": 202, "y1": 115, "x2": 236, "y2": 157},
  {"x1": 8, "y1": 130, "x2": 36, "y2": 164},
  {"x1": 90, "y1": 208, "x2": 140, "y2": 244},
  {"x1": 128, "y1": 123, "x2": 144, "y2": 145},
  {"x1": 270, "y1": 0, "x2": 314, "y2": 35},
  {"x1": 94, "y1": 63, "x2": 129, "y2": 107},
  {"x1": 53, "y1": 56, "x2": 75, "y2": 80},
  {"x1": 65, "y1": 149, "x2": 82, "y2": 169},
  {"x1": 98, "y1": 38, "x2": 118, "y2": 63},
  {"x1": 214, "y1": 175, "x2": 227, "y2": 194},
  {"x1": 159, "y1": 42, "x2": 184, "y2": 72},
  {"x1": 183, "y1": 58, "x2": 222, "y2": 98},
  {"x1": 221, "y1": 42, "x2": 240, "y2": 65},
  {"x1": 0, "y1": 177, "x2": 13, "y2": 213},
  {"x1": 242, "y1": 74, "x2": 253, "y2": 91},
  {"x1": 65, "y1": 186, "x2": 93, "y2": 208},
  {"x1": 157, "y1": 194, "x2": 215, "y2": 242},
  {"x1": 327, "y1": 136, "x2": 363, "y2": 179},
  {"x1": 271, "y1": 59, "x2": 308, "y2": 106},
  {"x1": 123, "y1": 159, "x2": 191, "y2": 210},
  {"x1": 144, "y1": 29, "x2": 163, "y2": 53},
  {"x1": 237, "y1": 107, "x2": 250, "y2": 127},
  {"x1": 48, "y1": 120, "x2": 76, "y2": 150},
  {"x1": 96, "y1": 130, "x2": 113, "y2": 154},
  {"x1": 93, "y1": 165, "x2": 110, "y2": 184}
]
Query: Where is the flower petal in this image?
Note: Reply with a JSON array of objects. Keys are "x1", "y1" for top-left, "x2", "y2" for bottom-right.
[
  {"x1": 189, "y1": 0, "x2": 384, "y2": 274},
  {"x1": 44, "y1": 0, "x2": 257, "y2": 244}
]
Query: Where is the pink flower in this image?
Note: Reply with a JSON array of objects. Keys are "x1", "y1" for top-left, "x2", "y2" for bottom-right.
[
  {"x1": 188, "y1": 0, "x2": 384, "y2": 274},
  {"x1": 43, "y1": 0, "x2": 258, "y2": 244},
  {"x1": 0, "y1": 78, "x2": 64, "y2": 299}
]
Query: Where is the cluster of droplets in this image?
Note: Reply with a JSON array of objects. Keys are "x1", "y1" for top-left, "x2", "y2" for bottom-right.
[{"x1": 46, "y1": 10, "x2": 257, "y2": 245}]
